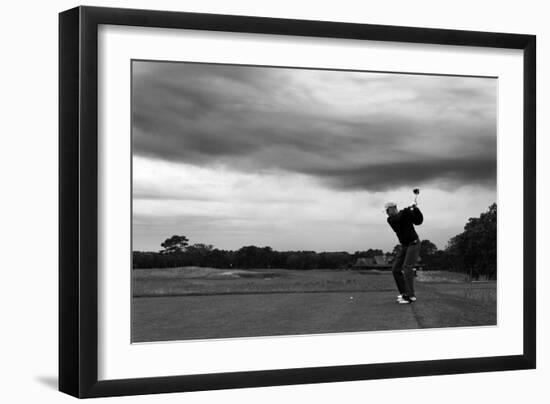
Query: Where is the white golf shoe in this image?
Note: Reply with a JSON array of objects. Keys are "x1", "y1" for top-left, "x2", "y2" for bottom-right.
[{"x1": 397, "y1": 295, "x2": 416, "y2": 304}]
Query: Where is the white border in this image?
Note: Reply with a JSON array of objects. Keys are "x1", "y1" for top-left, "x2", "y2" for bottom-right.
[{"x1": 98, "y1": 25, "x2": 523, "y2": 381}]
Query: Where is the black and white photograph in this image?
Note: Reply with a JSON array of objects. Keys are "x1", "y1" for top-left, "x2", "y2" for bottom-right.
[
  {"x1": 0, "y1": 0, "x2": 545, "y2": 401},
  {"x1": 0, "y1": 0, "x2": 536, "y2": 401},
  {"x1": 131, "y1": 60, "x2": 497, "y2": 343}
]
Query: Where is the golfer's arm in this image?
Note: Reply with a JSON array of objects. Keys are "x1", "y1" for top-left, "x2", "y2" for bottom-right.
[{"x1": 411, "y1": 206, "x2": 423, "y2": 225}]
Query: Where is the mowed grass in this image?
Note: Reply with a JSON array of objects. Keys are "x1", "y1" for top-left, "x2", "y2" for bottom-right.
[
  {"x1": 132, "y1": 291, "x2": 420, "y2": 342},
  {"x1": 131, "y1": 282, "x2": 497, "y2": 342},
  {"x1": 132, "y1": 266, "x2": 396, "y2": 297}
]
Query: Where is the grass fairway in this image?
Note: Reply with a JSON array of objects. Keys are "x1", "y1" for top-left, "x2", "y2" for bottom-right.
[
  {"x1": 132, "y1": 268, "x2": 496, "y2": 342},
  {"x1": 132, "y1": 266, "x2": 397, "y2": 296}
]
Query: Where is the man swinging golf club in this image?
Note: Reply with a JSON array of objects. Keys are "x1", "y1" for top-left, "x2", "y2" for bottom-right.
[{"x1": 385, "y1": 188, "x2": 423, "y2": 304}]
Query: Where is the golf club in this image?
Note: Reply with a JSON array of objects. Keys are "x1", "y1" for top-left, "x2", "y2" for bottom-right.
[{"x1": 413, "y1": 188, "x2": 420, "y2": 205}]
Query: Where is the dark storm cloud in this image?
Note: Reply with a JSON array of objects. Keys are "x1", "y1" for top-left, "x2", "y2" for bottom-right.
[
  {"x1": 303, "y1": 156, "x2": 496, "y2": 191},
  {"x1": 132, "y1": 61, "x2": 497, "y2": 191}
]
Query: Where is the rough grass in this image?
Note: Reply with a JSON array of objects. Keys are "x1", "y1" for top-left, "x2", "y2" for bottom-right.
[
  {"x1": 416, "y1": 270, "x2": 470, "y2": 283},
  {"x1": 132, "y1": 266, "x2": 396, "y2": 297}
]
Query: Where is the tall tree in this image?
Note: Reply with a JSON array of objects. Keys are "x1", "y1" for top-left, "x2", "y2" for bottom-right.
[
  {"x1": 446, "y1": 203, "x2": 497, "y2": 279},
  {"x1": 160, "y1": 235, "x2": 189, "y2": 254}
]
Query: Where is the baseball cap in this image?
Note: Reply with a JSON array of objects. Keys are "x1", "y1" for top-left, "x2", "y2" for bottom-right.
[{"x1": 384, "y1": 201, "x2": 397, "y2": 209}]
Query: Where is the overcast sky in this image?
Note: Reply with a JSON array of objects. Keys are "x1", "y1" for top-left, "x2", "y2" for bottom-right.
[{"x1": 132, "y1": 60, "x2": 496, "y2": 253}]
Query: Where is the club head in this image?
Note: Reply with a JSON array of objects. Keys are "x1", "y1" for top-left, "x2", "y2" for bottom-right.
[{"x1": 413, "y1": 188, "x2": 420, "y2": 195}]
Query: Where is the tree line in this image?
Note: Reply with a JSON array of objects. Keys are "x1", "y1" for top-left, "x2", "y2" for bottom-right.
[
  {"x1": 133, "y1": 243, "x2": 377, "y2": 271},
  {"x1": 133, "y1": 203, "x2": 497, "y2": 279}
]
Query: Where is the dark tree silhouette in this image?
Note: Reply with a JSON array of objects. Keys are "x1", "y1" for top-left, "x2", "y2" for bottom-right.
[
  {"x1": 160, "y1": 235, "x2": 189, "y2": 254},
  {"x1": 446, "y1": 203, "x2": 497, "y2": 279}
]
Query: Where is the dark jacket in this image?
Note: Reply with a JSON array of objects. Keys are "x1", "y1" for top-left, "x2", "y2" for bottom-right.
[{"x1": 387, "y1": 205, "x2": 423, "y2": 245}]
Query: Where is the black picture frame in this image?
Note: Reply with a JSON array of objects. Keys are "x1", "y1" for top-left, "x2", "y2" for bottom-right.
[{"x1": 59, "y1": 5, "x2": 536, "y2": 398}]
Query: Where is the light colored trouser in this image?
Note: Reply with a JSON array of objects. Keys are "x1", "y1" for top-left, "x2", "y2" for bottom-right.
[{"x1": 392, "y1": 240, "x2": 421, "y2": 298}]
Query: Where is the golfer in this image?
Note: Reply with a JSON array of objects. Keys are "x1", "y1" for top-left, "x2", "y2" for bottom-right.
[{"x1": 385, "y1": 201, "x2": 423, "y2": 304}]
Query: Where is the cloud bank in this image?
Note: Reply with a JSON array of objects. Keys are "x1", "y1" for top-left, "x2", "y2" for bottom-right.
[{"x1": 132, "y1": 61, "x2": 496, "y2": 192}]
